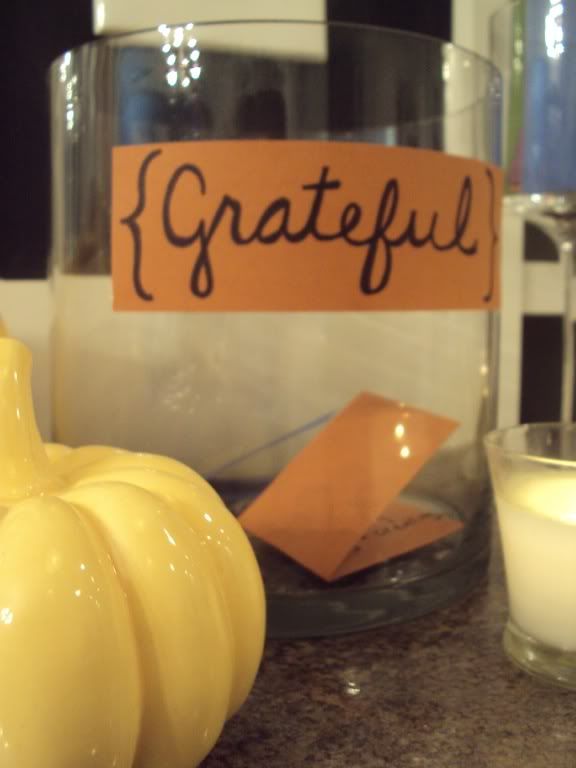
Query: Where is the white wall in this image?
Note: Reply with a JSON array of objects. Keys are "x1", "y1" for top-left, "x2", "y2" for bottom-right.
[
  {"x1": 452, "y1": 0, "x2": 507, "y2": 59},
  {"x1": 0, "y1": 281, "x2": 52, "y2": 438},
  {"x1": 93, "y1": 0, "x2": 326, "y2": 35}
]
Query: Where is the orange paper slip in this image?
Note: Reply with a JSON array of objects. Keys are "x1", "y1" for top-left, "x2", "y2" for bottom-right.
[
  {"x1": 332, "y1": 500, "x2": 462, "y2": 580},
  {"x1": 240, "y1": 392, "x2": 460, "y2": 581}
]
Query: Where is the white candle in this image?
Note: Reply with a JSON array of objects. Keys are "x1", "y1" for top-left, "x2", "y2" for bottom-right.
[{"x1": 496, "y1": 473, "x2": 576, "y2": 651}]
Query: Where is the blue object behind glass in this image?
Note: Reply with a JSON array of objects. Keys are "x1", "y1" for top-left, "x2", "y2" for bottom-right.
[{"x1": 524, "y1": 0, "x2": 576, "y2": 193}]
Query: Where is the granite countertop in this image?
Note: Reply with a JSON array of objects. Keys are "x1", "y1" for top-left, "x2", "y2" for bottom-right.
[{"x1": 203, "y1": 549, "x2": 576, "y2": 768}]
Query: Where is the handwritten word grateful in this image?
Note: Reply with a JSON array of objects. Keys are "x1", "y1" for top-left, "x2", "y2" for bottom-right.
[{"x1": 121, "y1": 149, "x2": 481, "y2": 303}]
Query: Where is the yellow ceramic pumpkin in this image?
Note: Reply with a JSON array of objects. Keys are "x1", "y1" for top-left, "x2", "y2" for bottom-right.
[{"x1": 0, "y1": 338, "x2": 265, "y2": 768}]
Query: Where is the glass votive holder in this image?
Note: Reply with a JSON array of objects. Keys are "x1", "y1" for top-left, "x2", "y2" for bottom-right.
[{"x1": 485, "y1": 423, "x2": 576, "y2": 688}]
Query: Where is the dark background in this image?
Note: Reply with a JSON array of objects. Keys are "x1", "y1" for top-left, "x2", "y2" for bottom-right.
[{"x1": 1, "y1": 0, "x2": 450, "y2": 279}]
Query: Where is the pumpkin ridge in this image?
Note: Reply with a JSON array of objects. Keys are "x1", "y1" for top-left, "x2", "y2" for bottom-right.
[
  {"x1": 60, "y1": 482, "x2": 236, "y2": 768},
  {"x1": 67, "y1": 464, "x2": 266, "y2": 717},
  {"x1": 0, "y1": 495, "x2": 142, "y2": 766}
]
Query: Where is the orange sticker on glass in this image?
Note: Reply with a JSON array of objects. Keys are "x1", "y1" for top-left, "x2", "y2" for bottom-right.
[
  {"x1": 239, "y1": 392, "x2": 459, "y2": 581},
  {"x1": 111, "y1": 140, "x2": 502, "y2": 312}
]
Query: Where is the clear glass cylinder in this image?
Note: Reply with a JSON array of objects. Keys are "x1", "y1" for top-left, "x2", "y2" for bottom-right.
[{"x1": 50, "y1": 22, "x2": 501, "y2": 637}]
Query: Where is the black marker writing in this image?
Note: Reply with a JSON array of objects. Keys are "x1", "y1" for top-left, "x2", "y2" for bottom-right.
[{"x1": 124, "y1": 158, "x2": 481, "y2": 301}]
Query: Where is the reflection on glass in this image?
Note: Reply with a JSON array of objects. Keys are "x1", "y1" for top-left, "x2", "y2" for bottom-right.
[
  {"x1": 160, "y1": 23, "x2": 202, "y2": 89},
  {"x1": 545, "y1": 0, "x2": 565, "y2": 59}
]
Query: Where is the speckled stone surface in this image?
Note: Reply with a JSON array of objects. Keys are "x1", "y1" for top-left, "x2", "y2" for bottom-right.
[{"x1": 203, "y1": 549, "x2": 576, "y2": 767}]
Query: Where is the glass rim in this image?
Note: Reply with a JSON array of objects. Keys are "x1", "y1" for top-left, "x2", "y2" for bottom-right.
[
  {"x1": 484, "y1": 422, "x2": 576, "y2": 467},
  {"x1": 50, "y1": 18, "x2": 501, "y2": 79}
]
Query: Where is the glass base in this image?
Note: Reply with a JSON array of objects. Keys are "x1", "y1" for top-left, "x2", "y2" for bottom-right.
[
  {"x1": 219, "y1": 480, "x2": 490, "y2": 638},
  {"x1": 258, "y1": 531, "x2": 489, "y2": 639},
  {"x1": 503, "y1": 621, "x2": 576, "y2": 690}
]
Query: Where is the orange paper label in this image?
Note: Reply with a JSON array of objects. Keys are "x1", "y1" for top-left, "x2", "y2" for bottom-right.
[
  {"x1": 239, "y1": 392, "x2": 460, "y2": 581},
  {"x1": 111, "y1": 141, "x2": 502, "y2": 312}
]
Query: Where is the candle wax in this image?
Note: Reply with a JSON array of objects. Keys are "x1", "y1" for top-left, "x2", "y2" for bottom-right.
[{"x1": 496, "y1": 473, "x2": 576, "y2": 652}]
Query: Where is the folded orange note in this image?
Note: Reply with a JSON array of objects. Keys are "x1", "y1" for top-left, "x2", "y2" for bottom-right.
[
  {"x1": 240, "y1": 392, "x2": 460, "y2": 581},
  {"x1": 332, "y1": 500, "x2": 462, "y2": 580}
]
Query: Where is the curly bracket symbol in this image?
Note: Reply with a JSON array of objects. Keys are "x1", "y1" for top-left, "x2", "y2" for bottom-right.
[
  {"x1": 483, "y1": 167, "x2": 498, "y2": 303},
  {"x1": 120, "y1": 149, "x2": 162, "y2": 302}
]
